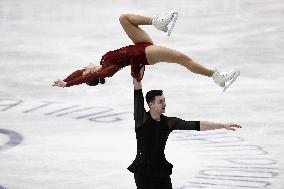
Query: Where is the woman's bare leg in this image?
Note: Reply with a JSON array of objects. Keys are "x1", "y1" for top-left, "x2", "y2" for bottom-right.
[
  {"x1": 119, "y1": 14, "x2": 154, "y2": 44},
  {"x1": 145, "y1": 45, "x2": 214, "y2": 77},
  {"x1": 119, "y1": 14, "x2": 213, "y2": 77}
]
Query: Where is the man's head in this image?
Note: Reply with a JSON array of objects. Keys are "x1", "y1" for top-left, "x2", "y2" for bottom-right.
[
  {"x1": 146, "y1": 90, "x2": 166, "y2": 114},
  {"x1": 86, "y1": 78, "x2": 105, "y2": 86}
]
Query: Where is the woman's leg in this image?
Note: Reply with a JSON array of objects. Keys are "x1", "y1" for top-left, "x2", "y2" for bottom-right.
[
  {"x1": 119, "y1": 14, "x2": 154, "y2": 44},
  {"x1": 145, "y1": 45, "x2": 214, "y2": 77}
]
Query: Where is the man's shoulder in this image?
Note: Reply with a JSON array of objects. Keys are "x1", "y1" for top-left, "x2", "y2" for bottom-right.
[
  {"x1": 161, "y1": 114, "x2": 171, "y2": 121},
  {"x1": 162, "y1": 114, "x2": 176, "y2": 118},
  {"x1": 162, "y1": 115, "x2": 181, "y2": 123}
]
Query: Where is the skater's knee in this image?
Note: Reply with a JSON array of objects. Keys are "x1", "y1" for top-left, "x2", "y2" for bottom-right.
[{"x1": 119, "y1": 14, "x2": 130, "y2": 24}]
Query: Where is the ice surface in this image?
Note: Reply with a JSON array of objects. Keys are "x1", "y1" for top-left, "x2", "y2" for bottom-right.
[{"x1": 0, "y1": 0, "x2": 283, "y2": 188}]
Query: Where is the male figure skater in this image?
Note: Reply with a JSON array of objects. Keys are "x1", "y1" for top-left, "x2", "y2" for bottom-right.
[{"x1": 128, "y1": 66, "x2": 241, "y2": 189}]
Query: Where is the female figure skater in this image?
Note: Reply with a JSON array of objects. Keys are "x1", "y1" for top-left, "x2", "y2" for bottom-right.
[{"x1": 53, "y1": 11, "x2": 240, "y2": 92}]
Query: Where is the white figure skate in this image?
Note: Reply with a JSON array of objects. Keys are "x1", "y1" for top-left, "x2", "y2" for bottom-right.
[
  {"x1": 152, "y1": 11, "x2": 179, "y2": 36},
  {"x1": 212, "y1": 69, "x2": 240, "y2": 92}
]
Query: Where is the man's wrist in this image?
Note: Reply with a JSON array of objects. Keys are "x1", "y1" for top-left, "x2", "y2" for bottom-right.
[{"x1": 219, "y1": 123, "x2": 226, "y2": 129}]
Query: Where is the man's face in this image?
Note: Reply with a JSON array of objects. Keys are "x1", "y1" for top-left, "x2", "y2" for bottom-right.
[{"x1": 149, "y1": 95, "x2": 166, "y2": 114}]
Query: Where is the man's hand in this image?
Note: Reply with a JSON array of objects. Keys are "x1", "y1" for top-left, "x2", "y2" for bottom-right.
[
  {"x1": 200, "y1": 121, "x2": 242, "y2": 131},
  {"x1": 52, "y1": 79, "x2": 67, "y2": 88},
  {"x1": 140, "y1": 65, "x2": 145, "y2": 76},
  {"x1": 133, "y1": 65, "x2": 145, "y2": 90},
  {"x1": 223, "y1": 123, "x2": 242, "y2": 131}
]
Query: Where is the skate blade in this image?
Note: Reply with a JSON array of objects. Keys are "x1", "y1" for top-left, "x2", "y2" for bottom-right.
[
  {"x1": 223, "y1": 71, "x2": 240, "y2": 92},
  {"x1": 167, "y1": 12, "x2": 178, "y2": 37}
]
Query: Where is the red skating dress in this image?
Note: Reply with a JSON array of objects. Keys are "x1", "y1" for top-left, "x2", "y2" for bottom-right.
[{"x1": 63, "y1": 42, "x2": 153, "y2": 87}]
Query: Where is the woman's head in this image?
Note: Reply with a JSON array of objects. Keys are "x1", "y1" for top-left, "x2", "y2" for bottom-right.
[{"x1": 86, "y1": 78, "x2": 105, "y2": 86}]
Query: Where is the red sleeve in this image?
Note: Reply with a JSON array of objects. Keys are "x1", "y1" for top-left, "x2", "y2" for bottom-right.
[
  {"x1": 63, "y1": 69, "x2": 85, "y2": 82},
  {"x1": 65, "y1": 65, "x2": 120, "y2": 87},
  {"x1": 131, "y1": 64, "x2": 145, "y2": 82}
]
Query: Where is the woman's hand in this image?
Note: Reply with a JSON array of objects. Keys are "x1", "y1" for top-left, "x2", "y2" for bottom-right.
[{"x1": 52, "y1": 79, "x2": 67, "y2": 88}]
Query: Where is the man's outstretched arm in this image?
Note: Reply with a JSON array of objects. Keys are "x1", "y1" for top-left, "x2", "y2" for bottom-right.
[
  {"x1": 200, "y1": 121, "x2": 241, "y2": 131},
  {"x1": 168, "y1": 117, "x2": 241, "y2": 131}
]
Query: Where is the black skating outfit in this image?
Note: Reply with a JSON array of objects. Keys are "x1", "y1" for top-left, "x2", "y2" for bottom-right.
[{"x1": 128, "y1": 89, "x2": 200, "y2": 189}]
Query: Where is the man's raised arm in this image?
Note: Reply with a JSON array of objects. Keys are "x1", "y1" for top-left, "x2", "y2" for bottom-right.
[
  {"x1": 200, "y1": 121, "x2": 241, "y2": 131},
  {"x1": 133, "y1": 77, "x2": 142, "y2": 90},
  {"x1": 133, "y1": 66, "x2": 147, "y2": 128}
]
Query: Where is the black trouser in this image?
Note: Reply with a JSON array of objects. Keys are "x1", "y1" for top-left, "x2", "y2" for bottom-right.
[{"x1": 134, "y1": 173, "x2": 173, "y2": 189}]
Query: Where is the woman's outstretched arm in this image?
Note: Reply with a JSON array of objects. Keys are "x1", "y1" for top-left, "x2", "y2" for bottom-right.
[
  {"x1": 63, "y1": 69, "x2": 85, "y2": 82},
  {"x1": 53, "y1": 65, "x2": 120, "y2": 87},
  {"x1": 53, "y1": 69, "x2": 86, "y2": 87}
]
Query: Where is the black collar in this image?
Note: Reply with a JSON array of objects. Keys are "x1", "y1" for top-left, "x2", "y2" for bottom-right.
[{"x1": 147, "y1": 111, "x2": 165, "y2": 123}]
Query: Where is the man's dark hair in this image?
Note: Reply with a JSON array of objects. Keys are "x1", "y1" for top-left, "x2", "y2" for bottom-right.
[
  {"x1": 146, "y1": 90, "x2": 163, "y2": 104},
  {"x1": 86, "y1": 78, "x2": 105, "y2": 86}
]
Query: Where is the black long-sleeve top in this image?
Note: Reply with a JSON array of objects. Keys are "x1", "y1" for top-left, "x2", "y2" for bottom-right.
[{"x1": 127, "y1": 89, "x2": 200, "y2": 178}]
